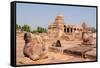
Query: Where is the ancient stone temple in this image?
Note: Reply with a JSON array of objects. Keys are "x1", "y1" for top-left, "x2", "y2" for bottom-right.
[
  {"x1": 55, "y1": 15, "x2": 64, "y2": 38},
  {"x1": 48, "y1": 15, "x2": 64, "y2": 38},
  {"x1": 48, "y1": 15, "x2": 88, "y2": 40}
]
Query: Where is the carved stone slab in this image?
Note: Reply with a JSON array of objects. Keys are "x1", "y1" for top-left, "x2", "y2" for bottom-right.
[{"x1": 63, "y1": 46, "x2": 93, "y2": 58}]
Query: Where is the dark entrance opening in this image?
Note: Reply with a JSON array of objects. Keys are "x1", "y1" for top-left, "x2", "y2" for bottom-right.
[
  {"x1": 67, "y1": 28, "x2": 69, "y2": 32},
  {"x1": 71, "y1": 28, "x2": 72, "y2": 32},
  {"x1": 74, "y1": 28, "x2": 76, "y2": 31},
  {"x1": 64, "y1": 25, "x2": 66, "y2": 32}
]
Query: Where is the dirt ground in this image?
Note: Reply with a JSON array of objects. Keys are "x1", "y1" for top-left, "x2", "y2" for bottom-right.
[{"x1": 16, "y1": 33, "x2": 96, "y2": 65}]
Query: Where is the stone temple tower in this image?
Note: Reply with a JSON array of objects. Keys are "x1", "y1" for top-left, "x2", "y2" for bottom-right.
[{"x1": 55, "y1": 15, "x2": 64, "y2": 39}]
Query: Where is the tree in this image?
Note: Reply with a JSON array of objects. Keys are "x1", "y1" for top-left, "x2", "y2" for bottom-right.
[
  {"x1": 16, "y1": 24, "x2": 21, "y2": 31},
  {"x1": 18, "y1": 25, "x2": 21, "y2": 29},
  {"x1": 22, "y1": 24, "x2": 31, "y2": 32},
  {"x1": 37, "y1": 26, "x2": 47, "y2": 33},
  {"x1": 32, "y1": 30, "x2": 37, "y2": 33},
  {"x1": 32, "y1": 26, "x2": 47, "y2": 33}
]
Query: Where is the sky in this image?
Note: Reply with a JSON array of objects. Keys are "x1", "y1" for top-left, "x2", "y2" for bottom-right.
[{"x1": 16, "y1": 3, "x2": 96, "y2": 30}]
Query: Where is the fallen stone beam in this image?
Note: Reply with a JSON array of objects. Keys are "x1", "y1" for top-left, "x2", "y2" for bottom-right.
[{"x1": 63, "y1": 46, "x2": 93, "y2": 58}]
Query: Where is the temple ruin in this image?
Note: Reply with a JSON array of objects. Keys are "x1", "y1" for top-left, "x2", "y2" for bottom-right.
[
  {"x1": 16, "y1": 15, "x2": 96, "y2": 65},
  {"x1": 48, "y1": 15, "x2": 88, "y2": 40}
]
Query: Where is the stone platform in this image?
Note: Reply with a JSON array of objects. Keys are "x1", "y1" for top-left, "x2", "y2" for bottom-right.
[
  {"x1": 63, "y1": 46, "x2": 93, "y2": 58},
  {"x1": 48, "y1": 45, "x2": 96, "y2": 59},
  {"x1": 48, "y1": 46, "x2": 67, "y2": 53}
]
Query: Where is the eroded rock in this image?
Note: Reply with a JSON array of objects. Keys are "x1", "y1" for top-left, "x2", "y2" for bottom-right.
[
  {"x1": 23, "y1": 33, "x2": 48, "y2": 61},
  {"x1": 82, "y1": 32, "x2": 95, "y2": 45}
]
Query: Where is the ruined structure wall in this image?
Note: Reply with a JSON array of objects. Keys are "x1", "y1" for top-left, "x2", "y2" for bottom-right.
[{"x1": 48, "y1": 15, "x2": 88, "y2": 40}]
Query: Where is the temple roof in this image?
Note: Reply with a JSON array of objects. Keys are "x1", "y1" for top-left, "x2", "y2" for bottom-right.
[{"x1": 55, "y1": 15, "x2": 64, "y2": 20}]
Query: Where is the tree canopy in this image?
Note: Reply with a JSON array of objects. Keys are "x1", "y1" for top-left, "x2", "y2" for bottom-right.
[
  {"x1": 16, "y1": 24, "x2": 47, "y2": 33},
  {"x1": 22, "y1": 25, "x2": 31, "y2": 32},
  {"x1": 16, "y1": 24, "x2": 21, "y2": 31},
  {"x1": 32, "y1": 26, "x2": 47, "y2": 33}
]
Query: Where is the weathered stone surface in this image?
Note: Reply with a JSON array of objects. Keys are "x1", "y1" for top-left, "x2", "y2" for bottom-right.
[
  {"x1": 66, "y1": 57, "x2": 93, "y2": 62},
  {"x1": 42, "y1": 35, "x2": 50, "y2": 42},
  {"x1": 16, "y1": 15, "x2": 97, "y2": 65},
  {"x1": 23, "y1": 33, "x2": 34, "y2": 59},
  {"x1": 63, "y1": 46, "x2": 92, "y2": 58},
  {"x1": 82, "y1": 32, "x2": 95, "y2": 45},
  {"x1": 53, "y1": 40, "x2": 61, "y2": 47},
  {"x1": 85, "y1": 48, "x2": 96, "y2": 60},
  {"x1": 48, "y1": 15, "x2": 86, "y2": 41},
  {"x1": 48, "y1": 46, "x2": 63, "y2": 53},
  {"x1": 81, "y1": 22, "x2": 88, "y2": 32},
  {"x1": 18, "y1": 57, "x2": 35, "y2": 65},
  {"x1": 23, "y1": 33, "x2": 48, "y2": 61}
]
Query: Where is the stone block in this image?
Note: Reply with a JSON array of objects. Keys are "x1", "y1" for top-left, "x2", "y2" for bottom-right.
[{"x1": 63, "y1": 46, "x2": 93, "y2": 58}]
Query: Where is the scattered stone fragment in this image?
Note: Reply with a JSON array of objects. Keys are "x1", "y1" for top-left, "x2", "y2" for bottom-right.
[
  {"x1": 85, "y1": 48, "x2": 96, "y2": 60},
  {"x1": 82, "y1": 32, "x2": 95, "y2": 45}
]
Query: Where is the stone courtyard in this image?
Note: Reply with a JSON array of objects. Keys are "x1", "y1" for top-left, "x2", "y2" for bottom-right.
[{"x1": 16, "y1": 15, "x2": 96, "y2": 65}]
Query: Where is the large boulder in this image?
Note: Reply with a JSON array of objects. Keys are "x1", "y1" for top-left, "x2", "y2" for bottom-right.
[
  {"x1": 82, "y1": 32, "x2": 95, "y2": 45},
  {"x1": 23, "y1": 33, "x2": 48, "y2": 61}
]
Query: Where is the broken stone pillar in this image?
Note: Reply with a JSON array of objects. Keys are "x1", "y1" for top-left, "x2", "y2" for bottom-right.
[
  {"x1": 82, "y1": 32, "x2": 95, "y2": 45},
  {"x1": 81, "y1": 22, "x2": 90, "y2": 41},
  {"x1": 81, "y1": 22, "x2": 88, "y2": 32},
  {"x1": 23, "y1": 33, "x2": 48, "y2": 61},
  {"x1": 23, "y1": 33, "x2": 34, "y2": 59}
]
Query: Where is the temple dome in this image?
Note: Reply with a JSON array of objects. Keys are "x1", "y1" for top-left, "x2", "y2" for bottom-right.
[{"x1": 55, "y1": 15, "x2": 64, "y2": 20}]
